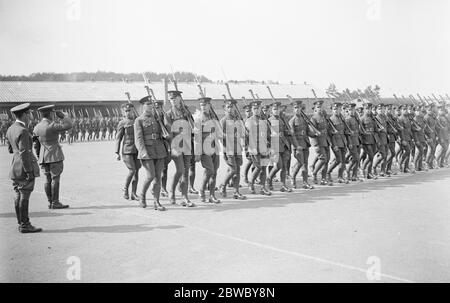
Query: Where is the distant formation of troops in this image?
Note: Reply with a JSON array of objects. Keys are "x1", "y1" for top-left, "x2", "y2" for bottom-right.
[{"x1": 3, "y1": 91, "x2": 450, "y2": 233}]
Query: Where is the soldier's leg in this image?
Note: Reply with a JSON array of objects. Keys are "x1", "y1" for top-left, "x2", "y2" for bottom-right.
[
  {"x1": 209, "y1": 154, "x2": 220, "y2": 199},
  {"x1": 312, "y1": 146, "x2": 325, "y2": 181},
  {"x1": 243, "y1": 155, "x2": 252, "y2": 184},
  {"x1": 151, "y1": 159, "x2": 165, "y2": 210},
  {"x1": 379, "y1": 145, "x2": 388, "y2": 175},
  {"x1": 400, "y1": 142, "x2": 411, "y2": 172},
  {"x1": 337, "y1": 148, "x2": 347, "y2": 180},
  {"x1": 352, "y1": 145, "x2": 361, "y2": 180},
  {"x1": 249, "y1": 155, "x2": 262, "y2": 190},
  {"x1": 139, "y1": 160, "x2": 155, "y2": 208},
  {"x1": 362, "y1": 144, "x2": 374, "y2": 177},
  {"x1": 13, "y1": 184, "x2": 21, "y2": 225},
  {"x1": 414, "y1": 143, "x2": 424, "y2": 170},
  {"x1": 234, "y1": 155, "x2": 243, "y2": 194},
  {"x1": 219, "y1": 154, "x2": 236, "y2": 194},
  {"x1": 321, "y1": 147, "x2": 331, "y2": 182},
  {"x1": 122, "y1": 154, "x2": 136, "y2": 199},
  {"x1": 386, "y1": 142, "x2": 396, "y2": 174},
  {"x1": 200, "y1": 154, "x2": 214, "y2": 200},
  {"x1": 181, "y1": 155, "x2": 191, "y2": 199},
  {"x1": 301, "y1": 149, "x2": 311, "y2": 185},
  {"x1": 49, "y1": 161, "x2": 68, "y2": 209},
  {"x1": 268, "y1": 153, "x2": 282, "y2": 189},
  {"x1": 14, "y1": 179, "x2": 41, "y2": 232},
  {"x1": 188, "y1": 155, "x2": 197, "y2": 193},
  {"x1": 130, "y1": 155, "x2": 141, "y2": 199},
  {"x1": 170, "y1": 155, "x2": 184, "y2": 198},
  {"x1": 161, "y1": 157, "x2": 171, "y2": 193},
  {"x1": 327, "y1": 147, "x2": 341, "y2": 177},
  {"x1": 42, "y1": 164, "x2": 53, "y2": 205},
  {"x1": 291, "y1": 150, "x2": 304, "y2": 187},
  {"x1": 426, "y1": 140, "x2": 436, "y2": 168}
]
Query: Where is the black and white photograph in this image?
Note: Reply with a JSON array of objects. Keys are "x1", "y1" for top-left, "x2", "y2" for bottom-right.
[{"x1": 1, "y1": 0, "x2": 449, "y2": 287}]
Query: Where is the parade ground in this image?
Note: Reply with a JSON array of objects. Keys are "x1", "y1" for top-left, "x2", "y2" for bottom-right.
[{"x1": 1, "y1": 141, "x2": 449, "y2": 283}]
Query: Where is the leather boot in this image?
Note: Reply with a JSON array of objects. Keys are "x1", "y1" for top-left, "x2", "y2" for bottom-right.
[
  {"x1": 233, "y1": 192, "x2": 247, "y2": 200},
  {"x1": 199, "y1": 190, "x2": 207, "y2": 203},
  {"x1": 122, "y1": 187, "x2": 130, "y2": 200},
  {"x1": 154, "y1": 200, "x2": 166, "y2": 211},
  {"x1": 139, "y1": 195, "x2": 147, "y2": 208},
  {"x1": 44, "y1": 182, "x2": 52, "y2": 205},
  {"x1": 130, "y1": 180, "x2": 140, "y2": 200},
  {"x1": 49, "y1": 182, "x2": 69, "y2": 209}
]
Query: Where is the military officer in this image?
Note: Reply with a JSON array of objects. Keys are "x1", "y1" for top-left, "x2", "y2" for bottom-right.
[
  {"x1": 6, "y1": 103, "x2": 42, "y2": 233},
  {"x1": 267, "y1": 102, "x2": 292, "y2": 192},
  {"x1": 398, "y1": 105, "x2": 417, "y2": 173},
  {"x1": 435, "y1": 105, "x2": 449, "y2": 168},
  {"x1": 245, "y1": 100, "x2": 272, "y2": 195},
  {"x1": 372, "y1": 104, "x2": 389, "y2": 177},
  {"x1": 116, "y1": 103, "x2": 141, "y2": 201},
  {"x1": 310, "y1": 100, "x2": 332, "y2": 185},
  {"x1": 289, "y1": 100, "x2": 316, "y2": 189},
  {"x1": 343, "y1": 103, "x2": 363, "y2": 181},
  {"x1": 33, "y1": 105, "x2": 72, "y2": 209},
  {"x1": 165, "y1": 90, "x2": 195, "y2": 207},
  {"x1": 218, "y1": 99, "x2": 247, "y2": 199},
  {"x1": 193, "y1": 97, "x2": 221, "y2": 203},
  {"x1": 360, "y1": 103, "x2": 380, "y2": 179},
  {"x1": 326, "y1": 102, "x2": 349, "y2": 183},
  {"x1": 412, "y1": 105, "x2": 427, "y2": 171},
  {"x1": 134, "y1": 96, "x2": 168, "y2": 210}
]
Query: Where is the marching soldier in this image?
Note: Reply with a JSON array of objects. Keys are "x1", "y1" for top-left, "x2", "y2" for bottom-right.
[
  {"x1": 218, "y1": 99, "x2": 247, "y2": 199},
  {"x1": 6, "y1": 103, "x2": 42, "y2": 233},
  {"x1": 193, "y1": 97, "x2": 221, "y2": 203},
  {"x1": 310, "y1": 100, "x2": 332, "y2": 185},
  {"x1": 115, "y1": 103, "x2": 141, "y2": 201},
  {"x1": 134, "y1": 96, "x2": 168, "y2": 210},
  {"x1": 360, "y1": 103, "x2": 380, "y2": 179},
  {"x1": 344, "y1": 103, "x2": 363, "y2": 181},
  {"x1": 100, "y1": 116, "x2": 107, "y2": 140},
  {"x1": 326, "y1": 102, "x2": 349, "y2": 183},
  {"x1": 412, "y1": 105, "x2": 427, "y2": 171},
  {"x1": 398, "y1": 105, "x2": 417, "y2": 173},
  {"x1": 242, "y1": 104, "x2": 253, "y2": 186},
  {"x1": 372, "y1": 104, "x2": 388, "y2": 177},
  {"x1": 33, "y1": 105, "x2": 72, "y2": 209},
  {"x1": 245, "y1": 100, "x2": 272, "y2": 195},
  {"x1": 165, "y1": 90, "x2": 195, "y2": 207},
  {"x1": 289, "y1": 100, "x2": 316, "y2": 189},
  {"x1": 424, "y1": 104, "x2": 438, "y2": 169},
  {"x1": 267, "y1": 102, "x2": 292, "y2": 192},
  {"x1": 385, "y1": 104, "x2": 401, "y2": 176},
  {"x1": 79, "y1": 117, "x2": 87, "y2": 142},
  {"x1": 435, "y1": 105, "x2": 449, "y2": 168},
  {"x1": 107, "y1": 116, "x2": 114, "y2": 140}
]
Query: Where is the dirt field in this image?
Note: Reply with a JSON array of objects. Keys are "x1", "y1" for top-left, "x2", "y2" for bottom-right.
[{"x1": 0, "y1": 141, "x2": 449, "y2": 283}]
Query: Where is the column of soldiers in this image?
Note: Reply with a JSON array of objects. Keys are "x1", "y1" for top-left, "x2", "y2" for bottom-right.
[{"x1": 4, "y1": 97, "x2": 450, "y2": 233}]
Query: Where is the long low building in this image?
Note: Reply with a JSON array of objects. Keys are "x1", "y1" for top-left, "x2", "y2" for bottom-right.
[{"x1": 0, "y1": 81, "x2": 403, "y2": 118}]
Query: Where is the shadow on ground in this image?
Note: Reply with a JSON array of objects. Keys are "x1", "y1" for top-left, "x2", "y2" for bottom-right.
[{"x1": 42, "y1": 224, "x2": 184, "y2": 233}]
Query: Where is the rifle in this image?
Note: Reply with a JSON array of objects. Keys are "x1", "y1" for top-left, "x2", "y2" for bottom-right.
[
  {"x1": 266, "y1": 85, "x2": 293, "y2": 133},
  {"x1": 143, "y1": 86, "x2": 170, "y2": 139},
  {"x1": 417, "y1": 94, "x2": 429, "y2": 105},
  {"x1": 327, "y1": 92, "x2": 353, "y2": 134},
  {"x1": 286, "y1": 95, "x2": 321, "y2": 135}
]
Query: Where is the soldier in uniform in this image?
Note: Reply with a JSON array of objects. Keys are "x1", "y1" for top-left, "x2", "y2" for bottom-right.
[
  {"x1": 115, "y1": 103, "x2": 141, "y2": 201},
  {"x1": 372, "y1": 104, "x2": 389, "y2": 177},
  {"x1": 398, "y1": 105, "x2": 417, "y2": 173},
  {"x1": 79, "y1": 117, "x2": 87, "y2": 142},
  {"x1": 218, "y1": 99, "x2": 247, "y2": 199},
  {"x1": 134, "y1": 96, "x2": 168, "y2": 210},
  {"x1": 100, "y1": 116, "x2": 107, "y2": 140},
  {"x1": 360, "y1": 103, "x2": 380, "y2": 179},
  {"x1": 310, "y1": 100, "x2": 332, "y2": 185},
  {"x1": 33, "y1": 105, "x2": 72, "y2": 209},
  {"x1": 344, "y1": 103, "x2": 363, "y2": 181},
  {"x1": 326, "y1": 102, "x2": 350, "y2": 183},
  {"x1": 289, "y1": 100, "x2": 316, "y2": 189},
  {"x1": 385, "y1": 104, "x2": 401, "y2": 176},
  {"x1": 267, "y1": 102, "x2": 292, "y2": 192},
  {"x1": 435, "y1": 105, "x2": 449, "y2": 168},
  {"x1": 193, "y1": 97, "x2": 221, "y2": 203},
  {"x1": 245, "y1": 100, "x2": 272, "y2": 195},
  {"x1": 412, "y1": 105, "x2": 427, "y2": 171},
  {"x1": 165, "y1": 90, "x2": 195, "y2": 207},
  {"x1": 242, "y1": 104, "x2": 253, "y2": 186},
  {"x1": 6, "y1": 103, "x2": 42, "y2": 233}
]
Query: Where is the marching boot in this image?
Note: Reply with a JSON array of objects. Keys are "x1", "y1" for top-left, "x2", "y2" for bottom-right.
[
  {"x1": 19, "y1": 222, "x2": 42, "y2": 233},
  {"x1": 280, "y1": 185, "x2": 293, "y2": 193},
  {"x1": 154, "y1": 200, "x2": 166, "y2": 211},
  {"x1": 249, "y1": 184, "x2": 256, "y2": 194},
  {"x1": 218, "y1": 184, "x2": 227, "y2": 198},
  {"x1": 313, "y1": 175, "x2": 319, "y2": 185},
  {"x1": 267, "y1": 179, "x2": 274, "y2": 191},
  {"x1": 302, "y1": 182, "x2": 314, "y2": 190},
  {"x1": 169, "y1": 193, "x2": 176, "y2": 205},
  {"x1": 182, "y1": 196, "x2": 195, "y2": 207},
  {"x1": 233, "y1": 192, "x2": 247, "y2": 200}
]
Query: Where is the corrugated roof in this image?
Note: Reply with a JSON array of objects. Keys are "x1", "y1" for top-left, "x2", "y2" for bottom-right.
[{"x1": 0, "y1": 81, "x2": 328, "y2": 103}]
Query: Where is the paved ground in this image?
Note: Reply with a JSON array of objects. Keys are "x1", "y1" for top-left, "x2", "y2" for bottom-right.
[{"x1": 0, "y1": 141, "x2": 449, "y2": 283}]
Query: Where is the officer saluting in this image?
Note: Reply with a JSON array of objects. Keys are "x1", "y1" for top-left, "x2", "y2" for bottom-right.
[
  {"x1": 115, "y1": 103, "x2": 141, "y2": 201},
  {"x1": 134, "y1": 96, "x2": 168, "y2": 210},
  {"x1": 33, "y1": 105, "x2": 72, "y2": 209},
  {"x1": 6, "y1": 103, "x2": 42, "y2": 233}
]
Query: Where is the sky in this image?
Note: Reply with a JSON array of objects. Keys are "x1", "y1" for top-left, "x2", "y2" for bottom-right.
[{"x1": 0, "y1": 0, "x2": 449, "y2": 96}]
